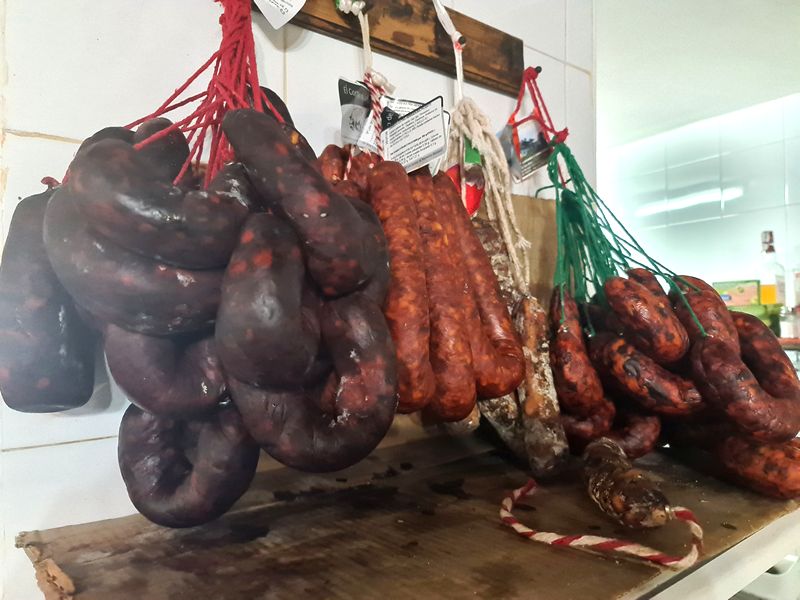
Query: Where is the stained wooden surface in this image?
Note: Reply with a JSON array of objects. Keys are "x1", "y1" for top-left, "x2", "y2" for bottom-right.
[
  {"x1": 283, "y1": 0, "x2": 524, "y2": 97},
  {"x1": 17, "y1": 435, "x2": 798, "y2": 600}
]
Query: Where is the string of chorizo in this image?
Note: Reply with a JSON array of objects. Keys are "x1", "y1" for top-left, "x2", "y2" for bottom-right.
[
  {"x1": 434, "y1": 173, "x2": 525, "y2": 399},
  {"x1": 717, "y1": 436, "x2": 800, "y2": 500},
  {"x1": 671, "y1": 275, "x2": 740, "y2": 351}
]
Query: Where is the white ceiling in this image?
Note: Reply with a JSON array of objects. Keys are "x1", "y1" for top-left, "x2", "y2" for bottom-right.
[{"x1": 596, "y1": 0, "x2": 800, "y2": 148}]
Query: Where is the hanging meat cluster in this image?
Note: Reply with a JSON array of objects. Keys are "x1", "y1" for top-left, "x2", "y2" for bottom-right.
[
  {"x1": 535, "y1": 142, "x2": 800, "y2": 500},
  {"x1": 0, "y1": 100, "x2": 409, "y2": 527},
  {"x1": 316, "y1": 145, "x2": 527, "y2": 424}
]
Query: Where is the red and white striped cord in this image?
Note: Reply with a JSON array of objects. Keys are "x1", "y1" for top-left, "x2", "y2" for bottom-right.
[{"x1": 500, "y1": 480, "x2": 704, "y2": 570}]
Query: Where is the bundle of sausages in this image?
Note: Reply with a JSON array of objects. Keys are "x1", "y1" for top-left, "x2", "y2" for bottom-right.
[
  {"x1": 314, "y1": 146, "x2": 528, "y2": 424},
  {"x1": 550, "y1": 270, "x2": 800, "y2": 499},
  {"x1": 0, "y1": 98, "x2": 403, "y2": 527}
]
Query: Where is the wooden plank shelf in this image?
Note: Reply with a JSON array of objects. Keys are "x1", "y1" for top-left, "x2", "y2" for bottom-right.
[
  {"x1": 278, "y1": 0, "x2": 524, "y2": 97},
  {"x1": 16, "y1": 436, "x2": 799, "y2": 599}
]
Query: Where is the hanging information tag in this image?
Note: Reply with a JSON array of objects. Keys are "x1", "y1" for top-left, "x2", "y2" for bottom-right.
[
  {"x1": 338, "y1": 78, "x2": 371, "y2": 146},
  {"x1": 498, "y1": 119, "x2": 551, "y2": 183},
  {"x1": 381, "y1": 97, "x2": 449, "y2": 173},
  {"x1": 253, "y1": 0, "x2": 306, "y2": 30}
]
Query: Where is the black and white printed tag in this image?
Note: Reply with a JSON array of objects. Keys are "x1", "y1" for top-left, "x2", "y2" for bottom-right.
[
  {"x1": 381, "y1": 97, "x2": 449, "y2": 173},
  {"x1": 253, "y1": 0, "x2": 306, "y2": 29}
]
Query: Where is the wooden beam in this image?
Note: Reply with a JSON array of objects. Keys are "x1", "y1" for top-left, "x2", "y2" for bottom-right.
[{"x1": 282, "y1": 0, "x2": 523, "y2": 97}]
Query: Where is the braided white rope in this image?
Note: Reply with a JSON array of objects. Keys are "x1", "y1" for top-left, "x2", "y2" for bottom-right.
[
  {"x1": 500, "y1": 481, "x2": 703, "y2": 570},
  {"x1": 445, "y1": 97, "x2": 531, "y2": 291}
]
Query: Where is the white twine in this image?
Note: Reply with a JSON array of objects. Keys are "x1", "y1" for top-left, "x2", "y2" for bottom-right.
[
  {"x1": 336, "y1": 0, "x2": 395, "y2": 95},
  {"x1": 431, "y1": 0, "x2": 464, "y2": 102}
]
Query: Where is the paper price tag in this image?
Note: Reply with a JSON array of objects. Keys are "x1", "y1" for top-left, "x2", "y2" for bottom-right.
[
  {"x1": 253, "y1": 0, "x2": 306, "y2": 30},
  {"x1": 381, "y1": 97, "x2": 448, "y2": 173},
  {"x1": 338, "y1": 78, "x2": 371, "y2": 146}
]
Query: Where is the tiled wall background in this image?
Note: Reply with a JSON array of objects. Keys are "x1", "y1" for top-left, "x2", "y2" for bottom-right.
[
  {"x1": 599, "y1": 94, "x2": 800, "y2": 297},
  {"x1": 0, "y1": 2, "x2": 595, "y2": 598}
]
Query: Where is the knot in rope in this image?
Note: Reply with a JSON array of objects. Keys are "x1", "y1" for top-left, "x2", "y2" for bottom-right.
[{"x1": 335, "y1": 0, "x2": 366, "y2": 15}]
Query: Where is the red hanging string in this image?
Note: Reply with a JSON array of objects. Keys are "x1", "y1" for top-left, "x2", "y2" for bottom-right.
[{"x1": 125, "y1": 0, "x2": 284, "y2": 188}]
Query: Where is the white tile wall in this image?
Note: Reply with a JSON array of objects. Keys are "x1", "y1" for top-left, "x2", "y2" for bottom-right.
[
  {"x1": 0, "y1": 2, "x2": 595, "y2": 598},
  {"x1": 603, "y1": 93, "x2": 800, "y2": 288}
]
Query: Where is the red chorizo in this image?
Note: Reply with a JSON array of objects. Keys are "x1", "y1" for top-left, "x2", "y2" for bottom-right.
[
  {"x1": 0, "y1": 188, "x2": 96, "y2": 413},
  {"x1": 731, "y1": 311, "x2": 800, "y2": 399},
  {"x1": 318, "y1": 144, "x2": 347, "y2": 184},
  {"x1": 549, "y1": 287, "x2": 606, "y2": 418},
  {"x1": 607, "y1": 412, "x2": 662, "y2": 459},
  {"x1": 592, "y1": 334, "x2": 704, "y2": 416},
  {"x1": 222, "y1": 109, "x2": 379, "y2": 297},
  {"x1": 410, "y1": 171, "x2": 476, "y2": 421},
  {"x1": 717, "y1": 436, "x2": 800, "y2": 499},
  {"x1": 434, "y1": 173, "x2": 525, "y2": 399},
  {"x1": 605, "y1": 276, "x2": 689, "y2": 364},
  {"x1": 691, "y1": 336, "x2": 800, "y2": 441},
  {"x1": 561, "y1": 401, "x2": 616, "y2": 451},
  {"x1": 626, "y1": 268, "x2": 665, "y2": 297},
  {"x1": 366, "y1": 163, "x2": 436, "y2": 412},
  {"x1": 230, "y1": 292, "x2": 398, "y2": 472},
  {"x1": 345, "y1": 149, "x2": 381, "y2": 199},
  {"x1": 671, "y1": 275, "x2": 739, "y2": 351}
]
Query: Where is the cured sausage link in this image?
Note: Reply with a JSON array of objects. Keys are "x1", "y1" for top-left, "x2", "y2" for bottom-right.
[
  {"x1": 607, "y1": 413, "x2": 662, "y2": 459},
  {"x1": 0, "y1": 189, "x2": 96, "y2": 413},
  {"x1": 626, "y1": 268, "x2": 666, "y2": 297},
  {"x1": 692, "y1": 336, "x2": 800, "y2": 441},
  {"x1": 231, "y1": 293, "x2": 398, "y2": 472},
  {"x1": 592, "y1": 334, "x2": 704, "y2": 416},
  {"x1": 117, "y1": 404, "x2": 259, "y2": 528},
  {"x1": 605, "y1": 276, "x2": 689, "y2": 364},
  {"x1": 105, "y1": 325, "x2": 225, "y2": 418},
  {"x1": 731, "y1": 311, "x2": 800, "y2": 399},
  {"x1": 584, "y1": 438, "x2": 671, "y2": 529},
  {"x1": 366, "y1": 162, "x2": 436, "y2": 412},
  {"x1": 44, "y1": 189, "x2": 222, "y2": 335},
  {"x1": 561, "y1": 401, "x2": 616, "y2": 451},
  {"x1": 216, "y1": 213, "x2": 322, "y2": 389},
  {"x1": 222, "y1": 109, "x2": 378, "y2": 297},
  {"x1": 671, "y1": 275, "x2": 740, "y2": 351},
  {"x1": 549, "y1": 287, "x2": 606, "y2": 418},
  {"x1": 434, "y1": 173, "x2": 525, "y2": 399},
  {"x1": 410, "y1": 171, "x2": 476, "y2": 422},
  {"x1": 717, "y1": 436, "x2": 800, "y2": 499},
  {"x1": 68, "y1": 139, "x2": 250, "y2": 269}
]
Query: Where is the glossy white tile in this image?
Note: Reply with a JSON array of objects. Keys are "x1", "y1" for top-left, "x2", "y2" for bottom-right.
[
  {"x1": 721, "y1": 142, "x2": 786, "y2": 215},
  {"x1": 786, "y1": 136, "x2": 800, "y2": 206},
  {"x1": 616, "y1": 170, "x2": 668, "y2": 230},
  {"x1": 665, "y1": 118, "x2": 720, "y2": 168},
  {"x1": 719, "y1": 98, "x2": 784, "y2": 155},
  {"x1": 666, "y1": 157, "x2": 722, "y2": 224},
  {"x1": 565, "y1": 67, "x2": 595, "y2": 186},
  {"x1": 566, "y1": 0, "x2": 593, "y2": 71},
  {"x1": 783, "y1": 94, "x2": 800, "y2": 140}
]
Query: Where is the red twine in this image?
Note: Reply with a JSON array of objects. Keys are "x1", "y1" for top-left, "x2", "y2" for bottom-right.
[{"x1": 125, "y1": 0, "x2": 283, "y2": 188}]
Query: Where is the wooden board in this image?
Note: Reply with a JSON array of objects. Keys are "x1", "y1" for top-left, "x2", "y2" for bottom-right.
[
  {"x1": 16, "y1": 437, "x2": 798, "y2": 600},
  {"x1": 286, "y1": 0, "x2": 524, "y2": 97}
]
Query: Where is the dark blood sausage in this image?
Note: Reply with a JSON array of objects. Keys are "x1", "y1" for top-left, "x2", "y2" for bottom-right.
[
  {"x1": 691, "y1": 336, "x2": 800, "y2": 441},
  {"x1": 607, "y1": 413, "x2": 662, "y2": 459},
  {"x1": 207, "y1": 162, "x2": 260, "y2": 212},
  {"x1": 717, "y1": 436, "x2": 800, "y2": 499},
  {"x1": 75, "y1": 126, "x2": 135, "y2": 157},
  {"x1": 410, "y1": 171, "x2": 476, "y2": 421},
  {"x1": 104, "y1": 325, "x2": 225, "y2": 417},
  {"x1": 605, "y1": 276, "x2": 689, "y2": 364},
  {"x1": 671, "y1": 275, "x2": 739, "y2": 351},
  {"x1": 366, "y1": 162, "x2": 435, "y2": 412},
  {"x1": 216, "y1": 213, "x2": 321, "y2": 388},
  {"x1": 44, "y1": 189, "x2": 222, "y2": 335},
  {"x1": 133, "y1": 118, "x2": 191, "y2": 183},
  {"x1": 584, "y1": 438, "x2": 671, "y2": 529},
  {"x1": 68, "y1": 140, "x2": 250, "y2": 269},
  {"x1": 627, "y1": 268, "x2": 665, "y2": 297},
  {"x1": 348, "y1": 196, "x2": 390, "y2": 306},
  {"x1": 230, "y1": 293, "x2": 398, "y2": 472},
  {"x1": 261, "y1": 86, "x2": 294, "y2": 126},
  {"x1": 222, "y1": 109, "x2": 378, "y2": 297},
  {"x1": 732, "y1": 311, "x2": 800, "y2": 399},
  {"x1": 319, "y1": 145, "x2": 347, "y2": 184},
  {"x1": 592, "y1": 334, "x2": 703, "y2": 416},
  {"x1": 561, "y1": 401, "x2": 615, "y2": 451},
  {"x1": 434, "y1": 173, "x2": 525, "y2": 399},
  {"x1": 0, "y1": 189, "x2": 96, "y2": 413},
  {"x1": 118, "y1": 404, "x2": 259, "y2": 528},
  {"x1": 549, "y1": 287, "x2": 606, "y2": 418}
]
